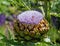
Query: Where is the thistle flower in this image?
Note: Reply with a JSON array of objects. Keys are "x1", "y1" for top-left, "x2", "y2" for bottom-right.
[
  {"x1": 0, "y1": 14, "x2": 6, "y2": 26},
  {"x1": 12, "y1": 10, "x2": 49, "y2": 41},
  {"x1": 17, "y1": 10, "x2": 44, "y2": 24}
]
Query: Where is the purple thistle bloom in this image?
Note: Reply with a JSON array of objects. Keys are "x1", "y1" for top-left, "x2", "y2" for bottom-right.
[
  {"x1": 0, "y1": 14, "x2": 6, "y2": 26},
  {"x1": 17, "y1": 10, "x2": 44, "y2": 24}
]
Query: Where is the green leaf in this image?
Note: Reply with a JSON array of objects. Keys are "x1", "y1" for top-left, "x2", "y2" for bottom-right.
[{"x1": 47, "y1": 27, "x2": 58, "y2": 43}]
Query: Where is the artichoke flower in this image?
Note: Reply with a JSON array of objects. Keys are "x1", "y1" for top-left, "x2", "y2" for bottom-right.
[{"x1": 12, "y1": 10, "x2": 49, "y2": 41}]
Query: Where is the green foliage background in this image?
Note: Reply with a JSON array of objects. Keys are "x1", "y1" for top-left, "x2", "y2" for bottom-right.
[{"x1": 0, "y1": 0, "x2": 60, "y2": 46}]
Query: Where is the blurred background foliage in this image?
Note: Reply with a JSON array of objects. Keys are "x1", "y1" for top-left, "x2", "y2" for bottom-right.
[
  {"x1": 0, "y1": 0, "x2": 45, "y2": 16},
  {"x1": 51, "y1": 0, "x2": 60, "y2": 13},
  {"x1": 0, "y1": 0, "x2": 60, "y2": 46}
]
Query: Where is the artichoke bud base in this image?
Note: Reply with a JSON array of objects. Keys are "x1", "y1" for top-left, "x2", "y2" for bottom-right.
[{"x1": 13, "y1": 19, "x2": 49, "y2": 41}]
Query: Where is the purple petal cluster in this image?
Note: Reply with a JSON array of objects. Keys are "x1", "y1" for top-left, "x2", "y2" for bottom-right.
[
  {"x1": 0, "y1": 14, "x2": 6, "y2": 26},
  {"x1": 17, "y1": 10, "x2": 44, "y2": 24}
]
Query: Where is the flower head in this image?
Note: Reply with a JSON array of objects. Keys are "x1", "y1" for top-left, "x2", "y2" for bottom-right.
[
  {"x1": 13, "y1": 11, "x2": 49, "y2": 41},
  {"x1": 0, "y1": 14, "x2": 6, "y2": 26},
  {"x1": 17, "y1": 10, "x2": 44, "y2": 24}
]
